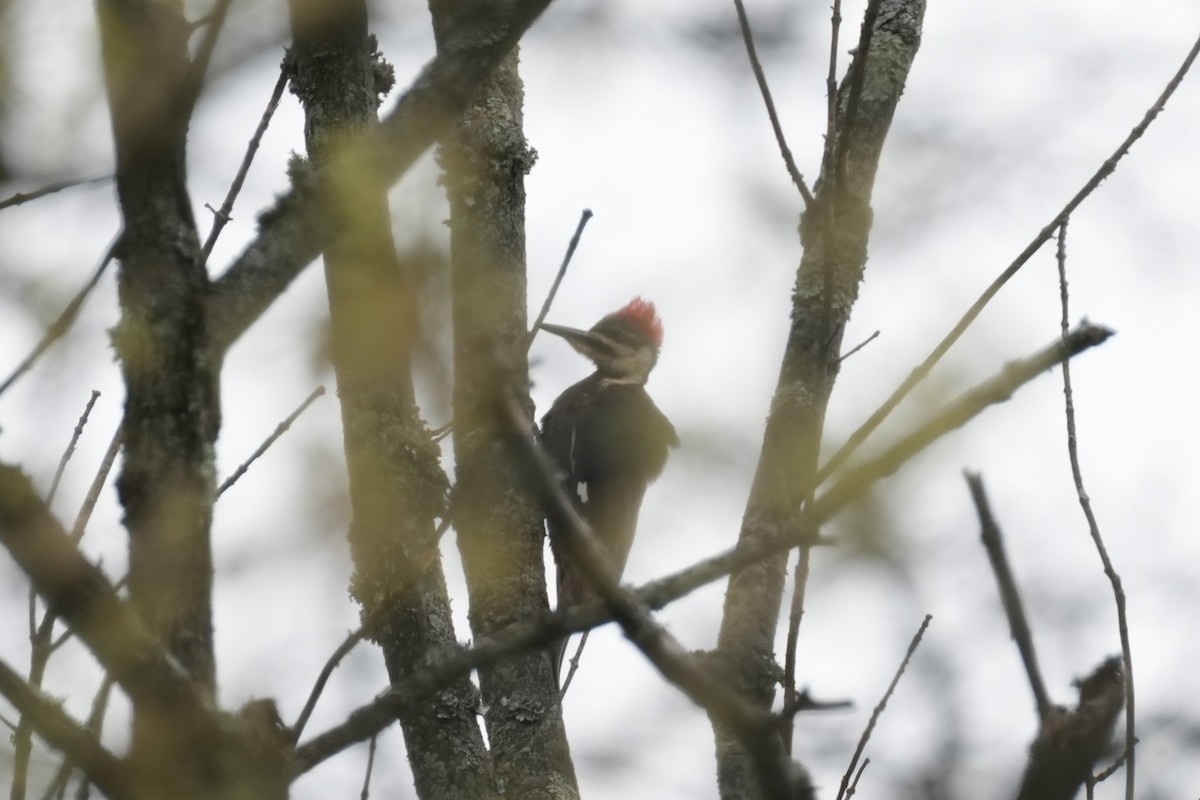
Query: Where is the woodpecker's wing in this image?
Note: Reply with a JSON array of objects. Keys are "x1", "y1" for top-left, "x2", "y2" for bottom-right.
[{"x1": 541, "y1": 374, "x2": 677, "y2": 586}]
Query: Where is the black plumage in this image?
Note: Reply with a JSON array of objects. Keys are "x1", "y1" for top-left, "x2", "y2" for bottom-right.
[{"x1": 538, "y1": 298, "x2": 678, "y2": 679}]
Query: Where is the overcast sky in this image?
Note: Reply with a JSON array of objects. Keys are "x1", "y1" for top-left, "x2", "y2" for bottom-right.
[{"x1": 2, "y1": 1, "x2": 1199, "y2": 798}]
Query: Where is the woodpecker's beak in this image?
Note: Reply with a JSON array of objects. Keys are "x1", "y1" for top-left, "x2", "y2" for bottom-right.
[{"x1": 540, "y1": 323, "x2": 611, "y2": 362}]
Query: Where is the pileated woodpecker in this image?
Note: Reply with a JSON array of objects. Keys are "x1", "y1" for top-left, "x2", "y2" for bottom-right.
[{"x1": 540, "y1": 297, "x2": 678, "y2": 677}]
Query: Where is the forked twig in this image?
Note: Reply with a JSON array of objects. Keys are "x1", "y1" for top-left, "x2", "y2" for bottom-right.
[
  {"x1": 201, "y1": 56, "x2": 295, "y2": 262},
  {"x1": 1056, "y1": 220, "x2": 1135, "y2": 800},
  {"x1": 836, "y1": 615, "x2": 931, "y2": 800}
]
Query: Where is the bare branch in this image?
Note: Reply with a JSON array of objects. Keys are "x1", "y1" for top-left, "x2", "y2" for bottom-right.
[
  {"x1": 0, "y1": 464, "x2": 206, "y2": 714},
  {"x1": 1056, "y1": 220, "x2": 1136, "y2": 799},
  {"x1": 216, "y1": 386, "x2": 326, "y2": 498},
  {"x1": 290, "y1": 625, "x2": 368, "y2": 743},
  {"x1": 964, "y1": 472, "x2": 1052, "y2": 718},
  {"x1": 207, "y1": 0, "x2": 557, "y2": 354},
  {"x1": 817, "y1": 31, "x2": 1200, "y2": 485},
  {"x1": 527, "y1": 208, "x2": 595, "y2": 346},
  {"x1": 68, "y1": 425, "x2": 124, "y2": 544},
  {"x1": 200, "y1": 57, "x2": 294, "y2": 263},
  {"x1": 0, "y1": 239, "x2": 119, "y2": 400},
  {"x1": 0, "y1": 176, "x2": 111, "y2": 211},
  {"x1": 836, "y1": 615, "x2": 931, "y2": 800},
  {"x1": 732, "y1": 0, "x2": 813, "y2": 205}
]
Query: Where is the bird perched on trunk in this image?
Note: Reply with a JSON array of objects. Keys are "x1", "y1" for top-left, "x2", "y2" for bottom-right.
[{"x1": 539, "y1": 297, "x2": 678, "y2": 679}]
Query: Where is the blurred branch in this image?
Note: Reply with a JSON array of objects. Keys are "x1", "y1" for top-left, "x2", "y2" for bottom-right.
[
  {"x1": 15, "y1": 391, "x2": 104, "y2": 800},
  {"x1": 817, "y1": 30, "x2": 1200, "y2": 485},
  {"x1": 38, "y1": 676, "x2": 115, "y2": 800},
  {"x1": 182, "y1": 0, "x2": 235, "y2": 112},
  {"x1": 964, "y1": 472, "x2": 1052, "y2": 719},
  {"x1": 812, "y1": 322, "x2": 1113, "y2": 520},
  {"x1": 1056, "y1": 220, "x2": 1136, "y2": 800},
  {"x1": 0, "y1": 464, "x2": 206, "y2": 713},
  {"x1": 0, "y1": 238, "x2": 119, "y2": 400},
  {"x1": 731, "y1": 0, "x2": 813, "y2": 206},
  {"x1": 835, "y1": 615, "x2": 930, "y2": 800},
  {"x1": 1015, "y1": 659, "x2": 1125, "y2": 800},
  {"x1": 207, "y1": 0, "x2": 557, "y2": 354},
  {"x1": 0, "y1": 176, "x2": 111, "y2": 211},
  {"x1": 216, "y1": 385, "x2": 325, "y2": 497},
  {"x1": 0, "y1": 661, "x2": 130, "y2": 800}
]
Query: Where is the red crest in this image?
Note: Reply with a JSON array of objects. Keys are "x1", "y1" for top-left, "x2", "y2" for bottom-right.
[{"x1": 612, "y1": 297, "x2": 664, "y2": 347}]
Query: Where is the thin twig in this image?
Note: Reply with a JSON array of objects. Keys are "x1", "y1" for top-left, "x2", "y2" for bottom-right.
[
  {"x1": 200, "y1": 56, "x2": 294, "y2": 262},
  {"x1": 964, "y1": 472, "x2": 1052, "y2": 718},
  {"x1": 359, "y1": 734, "x2": 378, "y2": 800},
  {"x1": 781, "y1": 544, "x2": 811, "y2": 752},
  {"x1": 290, "y1": 515, "x2": 451, "y2": 741},
  {"x1": 216, "y1": 386, "x2": 326, "y2": 497},
  {"x1": 1056, "y1": 220, "x2": 1135, "y2": 800},
  {"x1": 846, "y1": 757, "x2": 869, "y2": 799},
  {"x1": 0, "y1": 176, "x2": 112, "y2": 212},
  {"x1": 69, "y1": 424, "x2": 124, "y2": 543},
  {"x1": 527, "y1": 209, "x2": 594, "y2": 347},
  {"x1": 732, "y1": 0, "x2": 813, "y2": 206},
  {"x1": 816, "y1": 32, "x2": 1200, "y2": 486},
  {"x1": 291, "y1": 625, "x2": 370, "y2": 742},
  {"x1": 824, "y1": 0, "x2": 842, "y2": 173},
  {"x1": 0, "y1": 237, "x2": 120, "y2": 399},
  {"x1": 46, "y1": 391, "x2": 102, "y2": 506},
  {"x1": 558, "y1": 630, "x2": 589, "y2": 698},
  {"x1": 836, "y1": 615, "x2": 931, "y2": 800},
  {"x1": 437, "y1": 210, "x2": 595, "y2": 444},
  {"x1": 838, "y1": 330, "x2": 879, "y2": 363}
]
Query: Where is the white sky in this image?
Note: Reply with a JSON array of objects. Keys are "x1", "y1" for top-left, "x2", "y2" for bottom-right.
[{"x1": 1, "y1": 0, "x2": 1199, "y2": 798}]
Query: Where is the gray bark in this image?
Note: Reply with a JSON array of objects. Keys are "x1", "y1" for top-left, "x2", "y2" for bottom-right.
[
  {"x1": 287, "y1": 2, "x2": 495, "y2": 797},
  {"x1": 713, "y1": 3, "x2": 927, "y2": 797}
]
